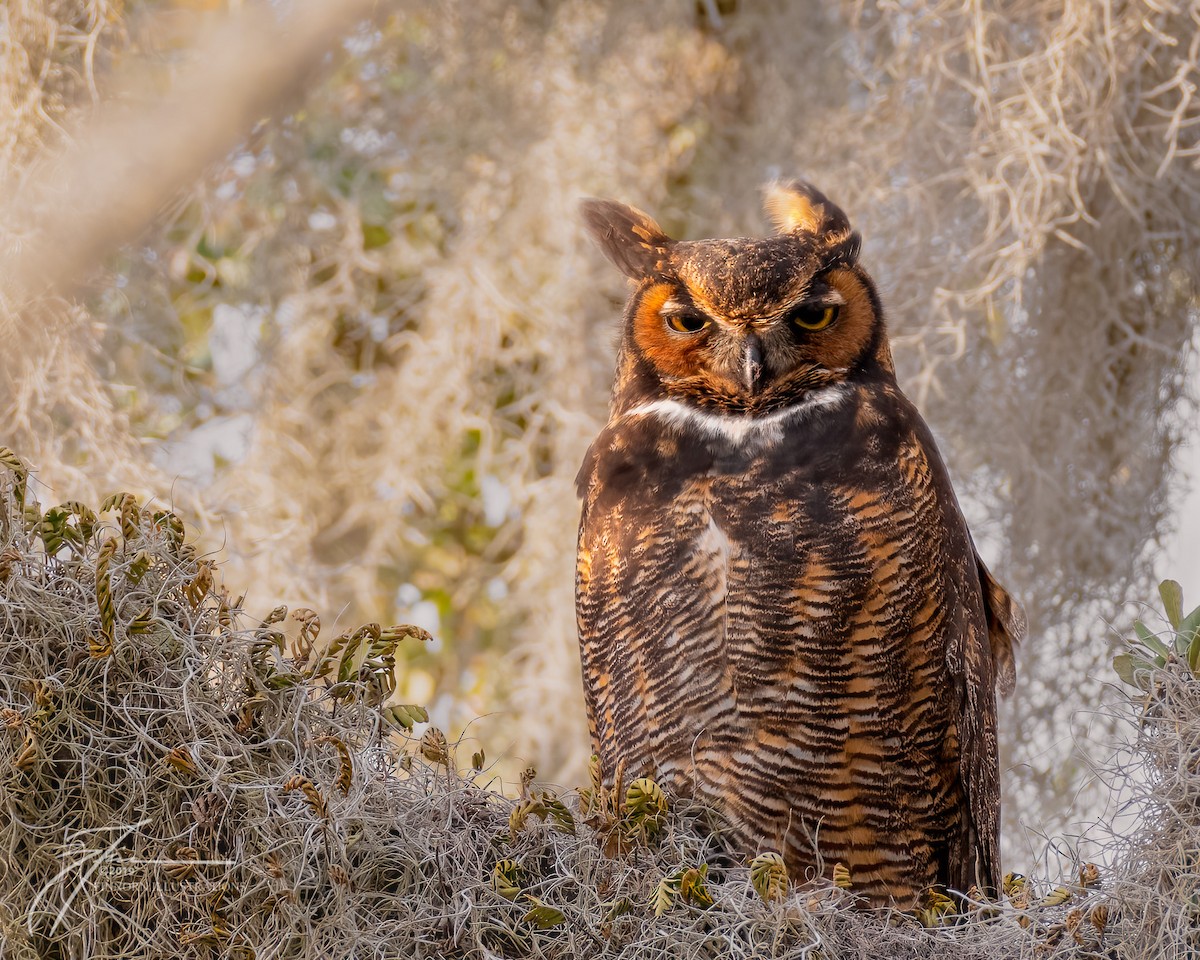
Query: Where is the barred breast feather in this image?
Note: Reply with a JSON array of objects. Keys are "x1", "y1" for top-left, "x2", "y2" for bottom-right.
[{"x1": 576, "y1": 380, "x2": 1015, "y2": 907}]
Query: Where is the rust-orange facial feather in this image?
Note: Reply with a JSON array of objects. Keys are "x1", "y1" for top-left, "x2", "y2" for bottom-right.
[{"x1": 576, "y1": 180, "x2": 1024, "y2": 908}]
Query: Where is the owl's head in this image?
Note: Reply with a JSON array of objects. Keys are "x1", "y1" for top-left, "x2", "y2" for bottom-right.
[{"x1": 583, "y1": 181, "x2": 892, "y2": 415}]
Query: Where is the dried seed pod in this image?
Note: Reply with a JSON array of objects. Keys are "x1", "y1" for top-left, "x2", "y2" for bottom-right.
[
  {"x1": 152, "y1": 510, "x2": 186, "y2": 552},
  {"x1": 419, "y1": 727, "x2": 450, "y2": 766},
  {"x1": 282, "y1": 775, "x2": 328, "y2": 819},
  {"x1": 165, "y1": 846, "x2": 200, "y2": 882},
  {"x1": 519, "y1": 765, "x2": 537, "y2": 796},
  {"x1": 0, "y1": 447, "x2": 28, "y2": 509},
  {"x1": 316, "y1": 735, "x2": 353, "y2": 795},
  {"x1": 163, "y1": 746, "x2": 198, "y2": 776},
  {"x1": 1079, "y1": 862, "x2": 1101, "y2": 888},
  {"x1": 0, "y1": 546, "x2": 20, "y2": 582},
  {"x1": 1065, "y1": 907, "x2": 1085, "y2": 944},
  {"x1": 95, "y1": 538, "x2": 118, "y2": 655},
  {"x1": 116, "y1": 493, "x2": 142, "y2": 542},
  {"x1": 14, "y1": 732, "x2": 37, "y2": 771},
  {"x1": 832, "y1": 862, "x2": 852, "y2": 890},
  {"x1": 185, "y1": 561, "x2": 214, "y2": 609},
  {"x1": 291, "y1": 608, "x2": 320, "y2": 663}
]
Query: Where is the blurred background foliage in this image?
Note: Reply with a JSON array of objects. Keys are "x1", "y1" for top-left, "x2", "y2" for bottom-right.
[{"x1": 2, "y1": 0, "x2": 1199, "y2": 859}]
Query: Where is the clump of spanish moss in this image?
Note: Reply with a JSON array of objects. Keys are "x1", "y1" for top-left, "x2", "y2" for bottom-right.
[
  {"x1": 0, "y1": 448, "x2": 1187, "y2": 958},
  {"x1": 1104, "y1": 582, "x2": 1200, "y2": 959}
]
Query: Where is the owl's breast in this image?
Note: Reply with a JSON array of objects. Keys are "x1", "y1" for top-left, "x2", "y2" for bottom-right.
[{"x1": 577, "y1": 383, "x2": 967, "y2": 775}]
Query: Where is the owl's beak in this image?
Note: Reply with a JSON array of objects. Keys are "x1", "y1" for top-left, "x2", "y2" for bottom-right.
[{"x1": 742, "y1": 335, "x2": 765, "y2": 394}]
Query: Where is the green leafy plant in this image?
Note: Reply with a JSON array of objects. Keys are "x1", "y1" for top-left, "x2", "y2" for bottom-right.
[
  {"x1": 1113, "y1": 579, "x2": 1200, "y2": 690},
  {"x1": 749, "y1": 852, "x2": 788, "y2": 903},
  {"x1": 650, "y1": 864, "x2": 715, "y2": 917}
]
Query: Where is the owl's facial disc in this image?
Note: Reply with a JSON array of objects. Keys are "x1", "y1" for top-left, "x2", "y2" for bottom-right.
[{"x1": 629, "y1": 266, "x2": 881, "y2": 413}]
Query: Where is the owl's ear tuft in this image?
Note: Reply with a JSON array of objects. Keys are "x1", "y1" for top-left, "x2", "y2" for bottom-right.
[
  {"x1": 763, "y1": 180, "x2": 853, "y2": 241},
  {"x1": 581, "y1": 199, "x2": 674, "y2": 280}
]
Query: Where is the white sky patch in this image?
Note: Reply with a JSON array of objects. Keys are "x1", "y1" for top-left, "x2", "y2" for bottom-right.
[
  {"x1": 1162, "y1": 341, "x2": 1200, "y2": 599},
  {"x1": 1165, "y1": 457, "x2": 1200, "y2": 597},
  {"x1": 407, "y1": 601, "x2": 442, "y2": 653},
  {"x1": 210, "y1": 303, "x2": 262, "y2": 388},
  {"x1": 479, "y1": 475, "x2": 512, "y2": 527},
  {"x1": 307, "y1": 209, "x2": 338, "y2": 231},
  {"x1": 154, "y1": 415, "x2": 254, "y2": 487},
  {"x1": 395, "y1": 583, "x2": 422, "y2": 607}
]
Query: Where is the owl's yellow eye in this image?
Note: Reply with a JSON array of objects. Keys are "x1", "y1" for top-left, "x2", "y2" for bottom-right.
[
  {"x1": 790, "y1": 304, "x2": 839, "y2": 331},
  {"x1": 665, "y1": 311, "x2": 710, "y2": 334}
]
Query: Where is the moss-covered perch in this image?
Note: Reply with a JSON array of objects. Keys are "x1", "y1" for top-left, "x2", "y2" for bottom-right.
[{"x1": 0, "y1": 449, "x2": 1192, "y2": 958}]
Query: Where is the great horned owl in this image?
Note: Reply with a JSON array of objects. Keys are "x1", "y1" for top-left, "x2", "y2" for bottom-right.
[{"x1": 574, "y1": 181, "x2": 1024, "y2": 908}]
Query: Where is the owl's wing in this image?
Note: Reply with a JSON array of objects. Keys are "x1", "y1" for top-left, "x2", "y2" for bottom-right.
[
  {"x1": 575, "y1": 420, "x2": 738, "y2": 790},
  {"x1": 918, "y1": 432, "x2": 1024, "y2": 895},
  {"x1": 974, "y1": 549, "x2": 1024, "y2": 699},
  {"x1": 955, "y1": 545, "x2": 1024, "y2": 891}
]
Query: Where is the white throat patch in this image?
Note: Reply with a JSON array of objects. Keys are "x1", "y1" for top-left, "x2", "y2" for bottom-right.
[{"x1": 622, "y1": 384, "x2": 849, "y2": 449}]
